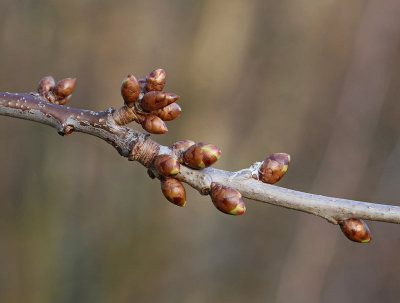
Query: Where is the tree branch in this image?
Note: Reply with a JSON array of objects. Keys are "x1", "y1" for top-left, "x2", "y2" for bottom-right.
[{"x1": 1, "y1": 91, "x2": 399, "y2": 227}]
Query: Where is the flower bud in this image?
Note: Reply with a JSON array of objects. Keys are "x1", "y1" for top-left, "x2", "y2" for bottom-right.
[
  {"x1": 146, "y1": 68, "x2": 166, "y2": 92},
  {"x1": 141, "y1": 114, "x2": 168, "y2": 134},
  {"x1": 170, "y1": 140, "x2": 196, "y2": 152},
  {"x1": 153, "y1": 154, "x2": 180, "y2": 176},
  {"x1": 339, "y1": 219, "x2": 371, "y2": 243},
  {"x1": 53, "y1": 78, "x2": 76, "y2": 99},
  {"x1": 209, "y1": 182, "x2": 246, "y2": 215},
  {"x1": 37, "y1": 76, "x2": 55, "y2": 95},
  {"x1": 258, "y1": 153, "x2": 290, "y2": 184},
  {"x1": 153, "y1": 103, "x2": 182, "y2": 121},
  {"x1": 140, "y1": 91, "x2": 179, "y2": 112},
  {"x1": 121, "y1": 74, "x2": 140, "y2": 107},
  {"x1": 183, "y1": 142, "x2": 221, "y2": 169},
  {"x1": 161, "y1": 177, "x2": 186, "y2": 207}
]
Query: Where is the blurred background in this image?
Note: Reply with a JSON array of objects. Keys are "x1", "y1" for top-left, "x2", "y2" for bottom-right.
[{"x1": 1, "y1": 0, "x2": 400, "y2": 302}]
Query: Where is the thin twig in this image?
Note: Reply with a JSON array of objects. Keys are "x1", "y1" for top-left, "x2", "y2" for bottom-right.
[{"x1": 1, "y1": 92, "x2": 400, "y2": 225}]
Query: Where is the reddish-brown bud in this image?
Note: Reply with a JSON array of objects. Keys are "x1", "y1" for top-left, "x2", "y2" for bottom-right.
[
  {"x1": 161, "y1": 177, "x2": 186, "y2": 207},
  {"x1": 140, "y1": 91, "x2": 179, "y2": 112},
  {"x1": 258, "y1": 153, "x2": 290, "y2": 184},
  {"x1": 37, "y1": 76, "x2": 55, "y2": 95},
  {"x1": 53, "y1": 78, "x2": 76, "y2": 99},
  {"x1": 146, "y1": 68, "x2": 166, "y2": 92},
  {"x1": 339, "y1": 219, "x2": 371, "y2": 243},
  {"x1": 209, "y1": 182, "x2": 246, "y2": 215},
  {"x1": 141, "y1": 115, "x2": 168, "y2": 134},
  {"x1": 183, "y1": 142, "x2": 221, "y2": 169},
  {"x1": 153, "y1": 103, "x2": 182, "y2": 121},
  {"x1": 121, "y1": 74, "x2": 140, "y2": 107},
  {"x1": 153, "y1": 154, "x2": 180, "y2": 176},
  {"x1": 170, "y1": 140, "x2": 196, "y2": 152}
]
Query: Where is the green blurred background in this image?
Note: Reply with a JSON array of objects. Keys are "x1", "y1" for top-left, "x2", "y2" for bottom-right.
[{"x1": 1, "y1": 0, "x2": 400, "y2": 302}]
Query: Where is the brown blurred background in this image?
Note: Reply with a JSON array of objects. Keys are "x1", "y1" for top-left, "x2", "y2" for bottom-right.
[{"x1": 1, "y1": 0, "x2": 400, "y2": 302}]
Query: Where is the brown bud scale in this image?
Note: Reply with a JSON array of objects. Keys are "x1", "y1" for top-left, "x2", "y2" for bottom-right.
[
  {"x1": 121, "y1": 74, "x2": 140, "y2": 107},
  {"x1": 170, "y1": 140, "x2": 196, "y2": 152},
  {"x1": 37, "y1": 76, "x2": 55, "y2": 95},
  {"x1": 153, "y1": 154, "x2": 180, "y2": 176},
  {"x1": 339, "y1": 219, "x2": 371, "y2": 243},
  {"x1": 209, "y1": 182, "x2": 246, "y2": 215},
  {"x1": 140, "y1": 91, "x2": 179, "y2": 112},
  {"x1": 258, "y1": 153, "x2": 290, "y2": 184},
  {"x1": 161, "y1": 177, "x2": 186, "y2": 207},
  {"x1": 58, "y1": 94, "x2": 72, "y2": 105},
  {"x1": 146, "y1": 69, "x2": 166, "y2": 92},
  {"x1": 183, "y1": 142, "x2": 221, "y2": 169},
  {"x1": 153, "y1": 102, "x2": 182, "y2": 121},
  {"x1": 141, "y1": 114, "x2": 168, "y2": 134},
  {"x1": 53, "y1": 78, "x2": 76, "y2": 99}
]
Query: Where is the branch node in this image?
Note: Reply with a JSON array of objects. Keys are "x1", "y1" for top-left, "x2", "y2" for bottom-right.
[{"x1": 128, "y1": 135, "x2": 160, "y2": 167}]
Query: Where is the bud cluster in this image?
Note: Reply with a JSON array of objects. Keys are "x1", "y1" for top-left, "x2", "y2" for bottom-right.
[
  {"x1": 37, "y1": 76, "x2": 76, "y2": 105},
  {"x1": 151, "y1": 140, "x2": 223, "y2": 210},
  {"x1": 119, "y1": 69, "x2": 181, "y2": 134}
]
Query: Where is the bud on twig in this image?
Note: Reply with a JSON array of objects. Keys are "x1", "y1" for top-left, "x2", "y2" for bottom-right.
[
  {"x1": 339, "y1": 219, "x2": 371, "y2": 243},
  {"x1": 153, "y1": 103, "x2": 182, "y2": 121},
  {"x1": 140, "y1": 91, "x2": 179, "y2": 112},
  {"x1": 258, "y1": 153, "x2": 290, "y2": 184},
  {"x1": 53, "y1": 78, "x2": 76, "y2": 99},
  {"x1": 141, "y1": 114, "x2": 168, "y2": 134},
  {"x1": 161, "y1": 177, "x2": 186, "y2": 207},
  {"x1": 121, "y1": 74, "x2": 140, "y2": 107},
  {"x1": 37, "y1": 76, "x2": 55, "y2": 95},
  {"x1": 209, "y1": 182, "x2": 246, "y2": 215},
  {"x1": 170, "y1": 140, "x2": 196, "y2": 152},
  {"x1": 146, "y1": 68, "x2": 166, "y2": 92},
  {"x1": 153, "y1": 154, "x2": 180, "y2": 176},
  {"x1": 182, "y1": 143, "x2": 221, "y2": 169}
]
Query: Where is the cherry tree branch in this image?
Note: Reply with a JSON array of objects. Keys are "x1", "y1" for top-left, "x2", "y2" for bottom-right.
[{"x1": 1, "y1": 92, "x2": 399, "y2": 226}]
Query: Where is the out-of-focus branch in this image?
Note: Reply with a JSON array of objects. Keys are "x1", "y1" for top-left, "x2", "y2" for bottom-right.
[{"x1": 0, "y1": 92, "x2": 399, "y2": 228}]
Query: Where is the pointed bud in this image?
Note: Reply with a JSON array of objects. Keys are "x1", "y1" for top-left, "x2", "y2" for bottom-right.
[
  {"x1": 58, "y1": 94, "x2": 72, "y2": 105},
  {"x1": 153, "y1": 154, "x2": 180, "y2": 176},
  {"x1": 170, "y1": 140, "x2": 196, "y2": 152},
  {"x1": 258, "y1": 153, "x2": 290, "y2": 184},
  {"x1": 210, "y1": 182, "x2": 246, "y2": 215},
  {"x1": 53, "y1": 78, "x2": 76, "y2": 99},
  {"x1": 37, "y1": 76, "x2": 55, "y2": 95},
  {"x1": 161, "y1": 177, "x2": 186, "y2": 207},
  {"x1": 183, "y1": 142, "x2": 221, "y2": 169},
  {"x1": 146, "y1": 68, "x2": 166, "y2": 92},
  {"x1": 339, "y1": 219, "x2": 371, "y2": 243},
  {"x1": 141, "y1": 115, "x2": 168, "y2": 134},
  {"x1": 140, "y1": 91, "x2": 179, "y2": 112},
  {"x1": 121, "y1": 74, "x2": 140, "y2": 107},
  {"x1": 153, "y1": 103, "x2": 182, "y2": 121}
]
